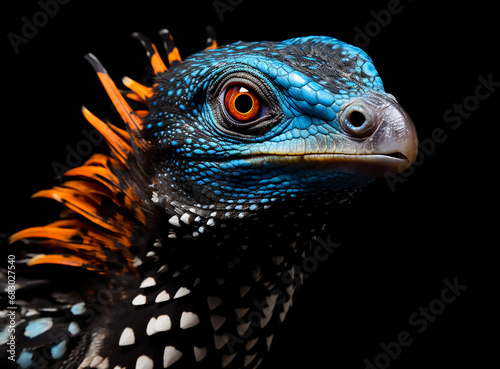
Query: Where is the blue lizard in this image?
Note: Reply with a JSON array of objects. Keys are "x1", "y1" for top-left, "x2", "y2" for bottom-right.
[{"x1": 0, "y1": 28, "x2": 417, "y2": 369}]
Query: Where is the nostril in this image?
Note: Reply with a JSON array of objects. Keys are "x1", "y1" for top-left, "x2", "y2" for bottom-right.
[
  {"x1": 340, "y1": 104, "x2": 376, "y2": 137},
  {"x1": 347, "y1": 110, "x2": 366, "y2": 128}
]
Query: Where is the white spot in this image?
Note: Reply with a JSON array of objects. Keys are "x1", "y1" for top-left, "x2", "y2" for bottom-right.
[
  {"x1": 227, "y1": 258, "x2": 241, "y2": 268},
  {"x1": 146, "y1": 251, "x2": 156, "y2": 257},
  {"x1": 156, "y1": 315, "x2": 172, "y2": 332},
  {"x1": 90, "y1": 356, "x2": 104, "y2": 368},
  {"x1": 245, "y1": 338, "x2": 258, "y2": 350},
  {"x1": 266, "y1": 283, "x2": 276, "y2": 291},
  {"x1": 163, "y1": 346, "x2": 182, "y2": 368},
  {"x1": 251, "y1": 265, "x2": 262, "y2": 282},
  {"x1": 132, "y1": 294, "x2": 146, "y2": 306},
  {"x1": 244, "y1": 353, "x2": 257, "y2": 367},
  {"x1": 261, "y1": 294, "x2": 278, "y2": 328},
  {"x1": 283, "y1": 296, "x2": 293, "y2": 315},
  {"x1": 222, "y1": 353, "x2": 237, "y2": 368},
  {"x1": 193, "y1": 346, "x2": 207, "y2": 362},
  {"x1": 266, "y1": 334, "x2": 274, "y2": 351},
  {"x1": 173, "y1": 287, "x2": 190, "y2": 299},
  {"x1": 155, "y1": 290, "x2": 170, "y2": 303},
  {"x1": 25, "y1": 309, "x2": 39, "y2": 317},
  {"x1": 133, "y1": 257, "x2": 143, "y2": 267},
  {"x1": 168, "y1": 215, "x2": 181, "y2": 227},
  {"x1": 151, "y1": 191, "x2": 160, "y2": 204},
  {"x1": 214, "y1": 334, "x2": 229, "y2": 350},
  {"x1": 135, "y1": 355, "x2": 154, "y2": 369},
  {"x1": 118, "y1": 327, "x2": 135, "y2": 346},
  {"x1": 39, "y1": 307, "x2": 58, "y2": 312},
  {"x1": 146, "y1": 317, "x2": 157, "y2": 336},
  {"x1": 207, "y1": 296, "x2": 222, "y2": 310},
  {"x1": 207, "y1": 218, "x2": 215, "y2": 226},
  {"x1": 235, "y1": 307, "x2": 249, "y2": 318},
  {"x1": 210, "y1": 314, "x2": 226, "y2": 331},
  {"x1": 180, "y1": 312, "x2": 200, "y2": 329},
  {"x1": 239, "y1": 285, "x2": 251, "y2": 297},
  {"x1": 96, "y1": 358, "x2": 109, "y2": 369},
  {"x1": 237, "y1": 321, "x2": 251, "y2": 336},
  {"x1": 140, "y1": 277, "x2": 156, "y2": 288},
  {"x1": 272, "y1": 255, "x2": 284, "y2": 265},
  {"x1": 180, "y1": 213, "x2": 192, "y2": 224},
  {"x1": 279, "y1": 311, "x2": 287, "y2": 322}
]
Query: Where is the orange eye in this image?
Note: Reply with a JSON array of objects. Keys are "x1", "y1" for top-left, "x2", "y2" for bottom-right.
[{"x1": 224, "y1": 86, "x2": 261, "y2": 122}]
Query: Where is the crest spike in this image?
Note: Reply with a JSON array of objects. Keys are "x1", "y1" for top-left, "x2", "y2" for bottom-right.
[
  {"x1": 158, "y1": 29, "x2": 182, "y2": 66},
  {"x1": 122, "y1": 76, "x2": 154, "y2": 101},
  {"x1": 132, "y1": 32, "x2": 168, "y2": 74},
  {"x1": 84, "y1": 53, "x2": 144, "y2": 134},
  {"x1": 205, "y1": 26, "x2": 218, "y2": 49}
]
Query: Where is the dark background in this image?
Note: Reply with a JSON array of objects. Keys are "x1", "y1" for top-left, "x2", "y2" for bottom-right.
[{"x1": 2, "y1": 1, "x2": 496, "y2": 368}]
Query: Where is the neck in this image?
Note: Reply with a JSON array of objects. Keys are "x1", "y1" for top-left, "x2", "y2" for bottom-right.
[{"x1": 122, "y1": 203, "x2": 340, "y2": 367}]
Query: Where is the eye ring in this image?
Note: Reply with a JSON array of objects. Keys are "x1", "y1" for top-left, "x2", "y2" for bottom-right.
[
  {"x1": 224, "y1": 85, "x2": 262, "y2": 122},
  {"x1": 208, "y1": 72, "x2": 283, "y2": 137}
]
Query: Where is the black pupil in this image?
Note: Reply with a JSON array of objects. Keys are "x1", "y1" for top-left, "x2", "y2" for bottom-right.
[
  {"x1": 348, "y1": 110, "x2": 366, "y2": 127},
  {"x1": 235, "y1": 94, "x2": 253, "y2": 113}
]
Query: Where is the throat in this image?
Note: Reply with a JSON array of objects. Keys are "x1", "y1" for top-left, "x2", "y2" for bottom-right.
[
  {"x1": 110, "y1": 201, "x2": 341, "y2": 367},
  {"x1": 198, "y1": 232, "x2": 305, "y2": 357},
  {"x1": 166, "y1": 212, "x2": 333, "y2": 358}
]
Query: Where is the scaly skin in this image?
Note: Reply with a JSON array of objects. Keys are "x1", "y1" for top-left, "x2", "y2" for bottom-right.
[{"x1": 0, "y1": 30, "x2": 417, "y2": 369}]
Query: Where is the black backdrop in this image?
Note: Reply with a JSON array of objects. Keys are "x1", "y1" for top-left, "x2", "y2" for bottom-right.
[{"x1": 2, "y1": 1, "x2": 496, "y2": 368}]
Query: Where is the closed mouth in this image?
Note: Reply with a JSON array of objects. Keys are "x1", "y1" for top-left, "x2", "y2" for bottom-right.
[{"x1": 242, "y1": 152, "x2": 412, "y2": 177}]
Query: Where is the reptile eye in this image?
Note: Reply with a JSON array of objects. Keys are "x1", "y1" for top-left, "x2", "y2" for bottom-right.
[
  {"x1": 210, "y1": 75, "x2": 282, "y2": 136},
  {"x1": 224, "y1": 86, "x2": 263, "y2": 122}
]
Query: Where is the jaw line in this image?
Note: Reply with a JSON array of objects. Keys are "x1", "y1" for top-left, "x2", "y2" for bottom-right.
[{"x1": 241, "y1": 153, "x2": 412, "y2": 178}]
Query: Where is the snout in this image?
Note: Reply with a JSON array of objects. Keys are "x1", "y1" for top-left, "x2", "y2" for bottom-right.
[{"x1": 338, "y1": 92, "x2": 418, "y2": 175}]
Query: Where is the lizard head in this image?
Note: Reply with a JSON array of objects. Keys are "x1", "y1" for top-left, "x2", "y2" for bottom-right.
[{"x1": 142, "y1": 35, "x2": 418, "y2": 223}]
